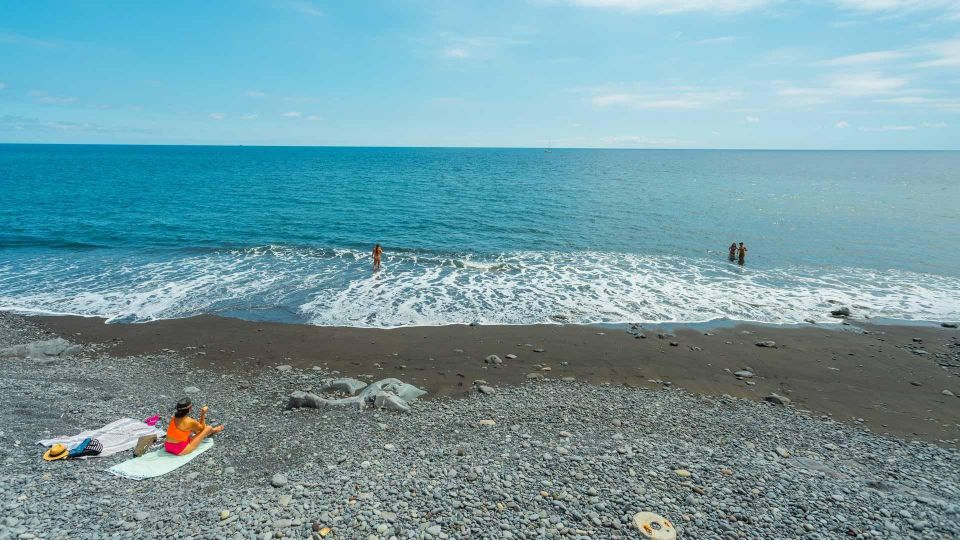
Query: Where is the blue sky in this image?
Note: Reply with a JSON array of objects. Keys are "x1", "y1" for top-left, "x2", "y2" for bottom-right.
[{"x1": 1, "y1": 0, "x2": 958, "y2": 149}]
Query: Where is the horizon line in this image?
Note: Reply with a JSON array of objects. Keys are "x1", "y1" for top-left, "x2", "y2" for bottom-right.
[{"x1": 1, "y1": 142, "x2": 958, "y2": 152}]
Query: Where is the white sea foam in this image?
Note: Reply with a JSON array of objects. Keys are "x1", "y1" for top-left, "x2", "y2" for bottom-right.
[{"x1": 1, "y1": 247, "x2": 958, "y2": 327}]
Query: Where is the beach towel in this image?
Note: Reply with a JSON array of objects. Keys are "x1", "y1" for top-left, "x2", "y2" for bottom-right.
[
  {"x1": 107, "y1": 439, "x2": 214, "y2": 480},
  {"x1": 38, "y1": 418, "x2": 165, "y2": 459}
]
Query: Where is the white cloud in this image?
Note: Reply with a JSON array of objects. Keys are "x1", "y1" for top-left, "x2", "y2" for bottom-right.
[
  {"x1": 431, "y1": 97, "x2": 465, "y2": 105},
  {"x1": 282, "y1": 111, "x2": 302, "y2": 118},
  {"x1": 443, "y1": 47, "x2": 470, "y2": 58},
  {"x1": 284, "y1": 95, "x2": 318, "y2": 103},
  {"x1": 873, "y1": 96, "x2": 931, "y2": 104},
  {"x1": 29, "y1": 90, "x2": 77, "y2": 104},
  {"x1": 814, "y1": 50, "x2": 909, "y2": 66},
  {"x1": 592, "y1": 88, "x2": 739, "y2": 110},
  {"x1": 209, "y1": 112, "x2": 226, "y2": 120},
  {"x1": 244, "y1": 90, "x2": 266, "y2": 97},
  {"x1": 744, "y1": 115, "x2": 760, "y2": 123},
  {"x1": 831, "y1": 0, "x2": 960, "y2": 18},
  {"x1": 241, "y1": 113, "x2": 259, "y2": 120},
  {"x1": 279, "y1": 0, "x2": 323, "y2": 17},
  {"x1": 565, "y1": 0, "x2": 771, "y2": 14},
  {"x1": 692, "y1": 36, "x2": 738, "y2": 45},
  {"x1": 915, "y1": 38, "x2": 960, "y2": 68},
  {"x1": 0, "y1": 32, "x2": 59, "y2": 49},
  {"x1": 778, "y1": 72, "x2": 909, "y2": 105},
  {"x1": 435, "y1": 32, "x2": 530, "y2": 61},
  {"x1": 835, "y1": 120, "x2": 851, "y2": 128},
  {"x1": 601, "y1": 135, "x2": 683, "y2": 146},
  {"x1": 0, "y1": 114, "x2": 141, "y2": 134},
  {"x1": 859, "y1": 124, "x2": 915, "y2": 131},
  {"x1": 922, "y1": 121, "x2": 948, "y2": 128},
  {"x1": 306, "y1": 115, "x2": 321, "y2": 121},
  {"x1": 874, "y1": 96, "x2": 960, "y2": 111}
]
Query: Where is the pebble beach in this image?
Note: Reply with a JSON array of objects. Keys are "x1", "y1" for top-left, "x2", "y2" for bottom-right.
[{"x1": 1, "y1": 313, "x2": 959, "y2": 539}]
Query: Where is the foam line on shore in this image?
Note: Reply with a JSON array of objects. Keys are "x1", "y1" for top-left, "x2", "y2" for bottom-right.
[{"x1": 1, "y1": 247, "x2": 958, "y2": 327}]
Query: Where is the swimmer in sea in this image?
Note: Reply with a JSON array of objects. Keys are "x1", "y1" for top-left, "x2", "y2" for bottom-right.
[
  {"x1": 728, "y1": 242, "x2": 737, "y2": 261},
  {"x1": 737, "y1": 242, "x2": 748, "y2": 265},
  {"x1": 373, "y1": 243, "x2": 383, "y2": 271}
]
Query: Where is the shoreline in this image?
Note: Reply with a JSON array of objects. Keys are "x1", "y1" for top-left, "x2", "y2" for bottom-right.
[
  {"x1": 26, "y1": 312, "x2": 960, "y2": 445},
  {"x1": 2, "y1": 312, "x2": 959, "y2": 538}
]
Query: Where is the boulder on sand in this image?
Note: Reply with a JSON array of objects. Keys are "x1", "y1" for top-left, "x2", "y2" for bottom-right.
[
  {"x1": 829, "y1": 307, "x2": 851, "y2": 318},
  {"x1": 0, "y1": 338, "x2": 81, "y2": 359},
  {"x1": 764, "y1": 393, "x2": 791, "y2": 406},
  {"x1": 285, "y1": 391, "x2": 327, "y2": 409},
  {"x1": 288, "y1": 378, "x2": 425, "y2": 413},
  {"x1": 321, "y1": 378, "x2": 368, "y2": 395}
]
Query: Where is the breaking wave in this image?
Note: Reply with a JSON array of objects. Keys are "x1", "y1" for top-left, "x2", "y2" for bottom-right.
[{"x1": 1, "y1": 246, "x2": 958, "y2": 327}]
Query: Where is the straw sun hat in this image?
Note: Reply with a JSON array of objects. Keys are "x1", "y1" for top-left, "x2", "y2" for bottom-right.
[{"x1": 43, "y1": 443, "x2": 70, "y2": 461}]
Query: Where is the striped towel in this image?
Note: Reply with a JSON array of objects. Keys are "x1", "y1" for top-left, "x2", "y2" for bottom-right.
[{"x1": 38, "y1": 418, "x2": 165, "y2": 459}]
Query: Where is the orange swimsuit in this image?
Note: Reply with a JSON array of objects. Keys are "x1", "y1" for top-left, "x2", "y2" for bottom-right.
[{"x1": 165, "y1": 417, "x2": 193, "y2": 455}]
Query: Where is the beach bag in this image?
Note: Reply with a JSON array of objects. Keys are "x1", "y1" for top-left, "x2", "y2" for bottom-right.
[{"x1": 68, "y1": 438, "x2": 104, "y2": 458}]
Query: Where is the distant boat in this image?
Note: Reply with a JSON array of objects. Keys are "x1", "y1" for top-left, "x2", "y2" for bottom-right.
[{"x1": 544, "y1": 142, "x2": 552, "y2": 153}]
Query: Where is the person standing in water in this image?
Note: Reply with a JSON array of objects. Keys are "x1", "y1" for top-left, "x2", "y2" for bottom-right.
[
  {"x1": 728, "y1": 242, "x2": 737, "y2": 261},
  {"x1": 737, "y1": 242, "x2": 748, "y2": 265},
  {"x1": 372, "y1": 243, "x2": 383, "y2": 271}
]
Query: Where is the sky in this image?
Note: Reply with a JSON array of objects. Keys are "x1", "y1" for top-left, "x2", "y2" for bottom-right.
[{"x1": 1, "y1": 0, "x2": 959, "y2": 149}]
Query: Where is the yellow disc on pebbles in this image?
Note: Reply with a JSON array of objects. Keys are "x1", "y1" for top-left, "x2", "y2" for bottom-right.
[
  {"x1": 478, "y1": 419, "x2": 496, "y2": 427},
  {"x1": 674, "y1": 469, "x2": 691, "y2": 477},
  {"x1": 633, "y1": 512, "x2": 677, "y2": 540}
]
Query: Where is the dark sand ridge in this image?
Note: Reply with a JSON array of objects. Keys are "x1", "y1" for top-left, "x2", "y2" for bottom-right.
[{"x1": 31, "y1": 314, "x2": 960, "y2": 445}]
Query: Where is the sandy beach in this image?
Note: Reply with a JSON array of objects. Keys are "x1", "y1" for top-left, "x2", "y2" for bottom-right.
[{"x1": 32, "y1": 314, "x2": 960, "y2": 444}]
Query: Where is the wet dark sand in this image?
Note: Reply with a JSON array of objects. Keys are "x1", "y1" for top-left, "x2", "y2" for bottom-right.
[{"x1": 30, "y1": 314, "x2": 960, "y2": 445}]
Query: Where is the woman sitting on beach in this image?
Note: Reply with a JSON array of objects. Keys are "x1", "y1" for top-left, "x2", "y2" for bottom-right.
[{"x1": 165, "y1": 397, "x2": 224, "y2": 456}]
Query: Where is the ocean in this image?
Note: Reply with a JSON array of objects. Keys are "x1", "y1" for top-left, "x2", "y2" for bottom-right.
[{"x1": 1, "y1": 144, "x2": 958, "y2": 327}]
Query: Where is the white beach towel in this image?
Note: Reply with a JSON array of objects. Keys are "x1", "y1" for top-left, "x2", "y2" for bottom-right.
[
  {"x1": 37, "y1": 418, "x2": 165, "y2": 459},
  {"x1": 107, "y1": 439, "x2": 214, "y2": 480}
]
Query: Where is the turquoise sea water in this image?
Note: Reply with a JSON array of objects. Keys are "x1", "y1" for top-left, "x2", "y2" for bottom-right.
[{"x1": 1, "y1": 144, "x2": 958, "y2": 326}]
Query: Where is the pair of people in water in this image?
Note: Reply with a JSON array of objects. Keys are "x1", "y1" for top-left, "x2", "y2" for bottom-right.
[{"x1": 728, "y1": 242, "x2": 748, "y2": 264}]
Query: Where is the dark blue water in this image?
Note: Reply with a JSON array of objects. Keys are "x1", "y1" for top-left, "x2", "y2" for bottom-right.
[{"x1": 2, "y1": 144, "x2": 958, "y2": 326}]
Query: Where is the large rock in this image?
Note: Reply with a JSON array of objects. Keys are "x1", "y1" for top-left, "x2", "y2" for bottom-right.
[
  {"x1": 381, "y1": 395, "x2": 411, "y2": 413},
  {"x1": 286, "y1": 391, "x2": 328, "y2": 409},
  {"x1": 321, "y1": 378, "x2": 368, "y2": 395},
  {"x1": 830, "y1": 307, "x2": 851, "y2": 318},
  {"x1": 485, "y1": 355, "x2": 503, "y2": 365},
  {"x1": 755, "y1": 341, "x2": 777, "y2": 348},
  {"x1": 764, "y1": 393, "x2": 791, "y2": 406},
  {"x1": 734, "y1": 370, "x2": 754, "y2": 378},
  {"x1": 0, "y1": 338, "x2": 81, "y2": 359},
  {"x1": 362, "y1": 379, "x2": 426, "y2": 403},
  {"x1": 289, "y1": 378, "x2": 426, "y2": 413},
  {"x1": 270, "y1": 473, "x2": 288, "y2": 488}
]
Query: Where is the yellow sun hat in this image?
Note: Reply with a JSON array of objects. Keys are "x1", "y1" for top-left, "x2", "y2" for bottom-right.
[{"x1": 43, "y1": 443, "x2": 70, "y2": 461}]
